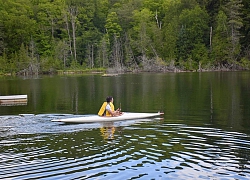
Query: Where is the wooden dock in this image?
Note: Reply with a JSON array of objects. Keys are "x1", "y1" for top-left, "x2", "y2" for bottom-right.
[{"x1": 0, "y1": 95, "x2": 28, "y2": 106}]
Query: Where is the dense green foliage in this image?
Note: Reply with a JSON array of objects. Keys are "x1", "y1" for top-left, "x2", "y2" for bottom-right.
[{"x1": 0, "y1": 0, "x2": 249, "y2": 74}]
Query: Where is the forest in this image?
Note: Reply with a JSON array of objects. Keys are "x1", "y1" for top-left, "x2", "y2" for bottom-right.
[{"x1": 0, "y1": 0, "x2": 249, "y2": 75}]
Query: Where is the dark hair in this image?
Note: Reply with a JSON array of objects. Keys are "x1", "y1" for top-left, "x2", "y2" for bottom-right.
[{"x1": 106, "y1": 96, "x2": 113, "y2": 103}]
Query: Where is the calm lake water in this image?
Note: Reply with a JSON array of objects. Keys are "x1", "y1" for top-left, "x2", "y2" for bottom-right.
[{"x1": 0, "y1": 72, "x2": 250, "y2": 179}]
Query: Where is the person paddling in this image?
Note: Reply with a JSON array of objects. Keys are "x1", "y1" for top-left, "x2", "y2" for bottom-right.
[{"x1": 98, "y1": 96, "x2": 122, "y2": 117}]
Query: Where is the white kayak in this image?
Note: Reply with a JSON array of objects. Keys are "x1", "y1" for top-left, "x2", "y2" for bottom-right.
[{"x1": 51, "y1": 112, "x2": 164, "y2": 123}]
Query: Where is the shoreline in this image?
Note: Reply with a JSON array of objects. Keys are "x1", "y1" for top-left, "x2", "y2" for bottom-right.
[{"x1": 0, "y1": 67, "x2": 249, "y2": 77}]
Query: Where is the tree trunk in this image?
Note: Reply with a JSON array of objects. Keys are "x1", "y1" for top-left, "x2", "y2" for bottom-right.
[
  {"x1": 66, "y1": 6, "x2": 78, "y2": 63},
  {"x1": 210, "y1": 26, "x2": 212, "y2": 50},
  {"x1": 91, "y1": 44, "x2": 94, "y2": 68},
  {"x1": 64, "y1": 13, "x2": 73, "y2": 57},
  {"x1": 69, "y1": 6, "x2": 77, "y2": 62}
]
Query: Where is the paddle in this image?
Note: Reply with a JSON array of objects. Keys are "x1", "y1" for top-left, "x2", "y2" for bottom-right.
[{"x1": 118, "y1": 102, "x2": 123, "y2": 115}]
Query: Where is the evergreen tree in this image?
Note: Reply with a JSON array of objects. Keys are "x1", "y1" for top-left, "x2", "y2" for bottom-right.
[
  {"x1": 177, "y1": 5, "x2": 209, "y2": 63},
  {"x1": 240, "y1": 0, "x2": 250, "y2": 59},
  {"x1": 224, "y1": 0, "x2": 243, "y2": 63},
  {"x1": 212, "y1": 10, "x2": 230, "y2": 66}
]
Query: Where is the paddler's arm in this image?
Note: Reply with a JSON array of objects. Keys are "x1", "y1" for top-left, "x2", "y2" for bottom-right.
[
  {"x1": 107, "y1": 109, "x2": 121, "y2": 116},
  {"x1": 107, "y1": 109, "x2": 118, "y2": 116}
]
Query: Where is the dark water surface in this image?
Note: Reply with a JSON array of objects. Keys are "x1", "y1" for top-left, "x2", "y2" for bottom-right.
[{"x1": 0, "y1": 72, "x2": 250, "y2": 179}]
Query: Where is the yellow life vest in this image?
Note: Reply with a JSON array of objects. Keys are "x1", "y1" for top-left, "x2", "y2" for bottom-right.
[{"x1": 98, "y1": 102, "x2": 115, "y2": 116}]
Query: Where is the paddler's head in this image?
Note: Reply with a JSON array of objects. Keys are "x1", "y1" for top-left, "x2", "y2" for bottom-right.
[{"x1": 106, "y1": 96, "x2": 113, "y2": 103}]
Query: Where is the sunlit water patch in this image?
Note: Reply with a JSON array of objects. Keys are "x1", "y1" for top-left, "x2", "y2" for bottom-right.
[{"x1": 0, "y1": 115, "x2": 249, "y2": 179}]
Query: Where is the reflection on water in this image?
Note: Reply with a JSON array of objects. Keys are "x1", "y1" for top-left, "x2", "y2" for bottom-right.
[
  {"x1": 100, "y1": 122, "x2": 116, "y2": 140},
  {"x1": 0, "y1": 72, "x2": 250, "y2": 179},
  {"x1": 0, "y1": 114, "x2": 249, "y2": 179}
]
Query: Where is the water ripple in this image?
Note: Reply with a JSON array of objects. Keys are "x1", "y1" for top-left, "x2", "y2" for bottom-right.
[{"x1": 0, "y1": 116, "x2": 250, "y2": 179}]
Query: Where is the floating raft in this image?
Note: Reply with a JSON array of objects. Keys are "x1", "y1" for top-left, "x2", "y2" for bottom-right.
[{"x1": 0, "y1": 95, "x2": 28, "y2": 106}]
